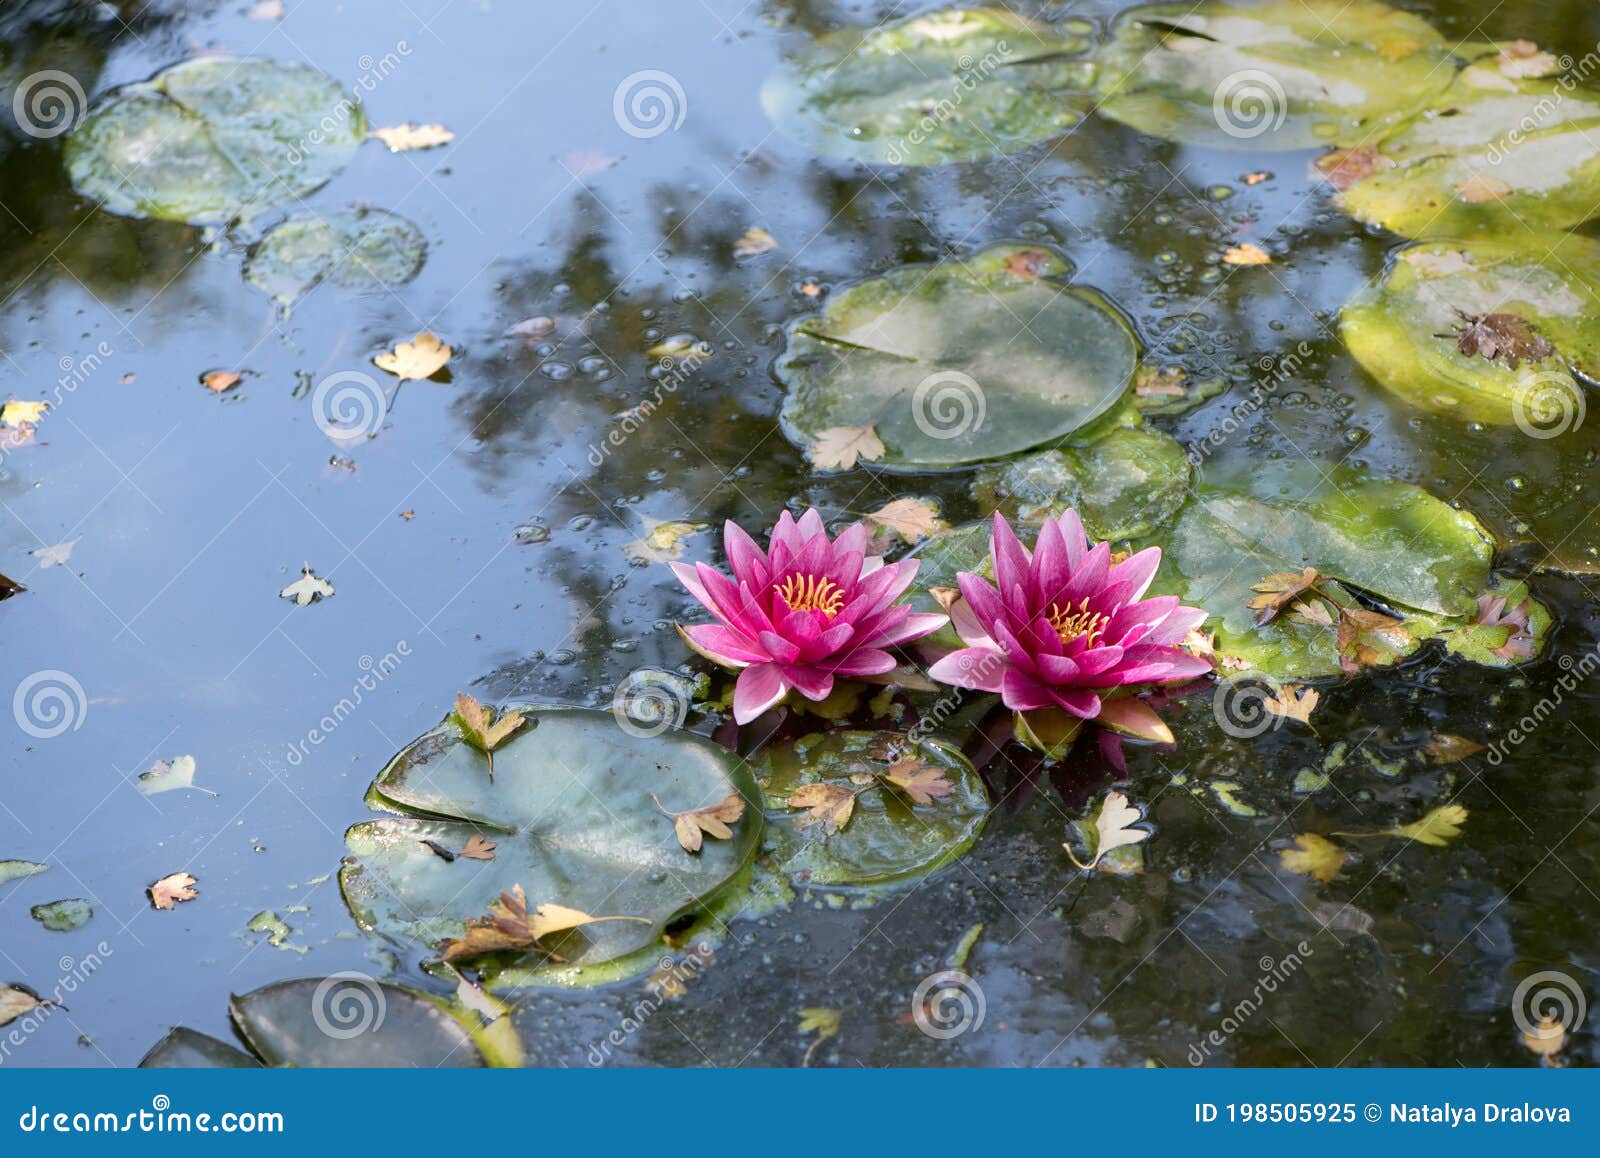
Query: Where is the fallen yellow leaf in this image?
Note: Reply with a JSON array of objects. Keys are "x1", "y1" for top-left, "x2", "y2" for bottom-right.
[
  {"x1": 371, "y1": 123, "x2": 454, "y2": 152},
  {"x1": 374, "y1": 332, "x2": 452, "y2": 381},
  {"x1": 1223, "y1": 243, "x2": 1272, "y2": 266}
]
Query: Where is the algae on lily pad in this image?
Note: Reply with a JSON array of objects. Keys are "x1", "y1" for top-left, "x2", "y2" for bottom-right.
[
  {"x1": 341, "y1": 706, "x2": 761, "y2": 972},
  {"x1": 777, "y1": 244, "x2": 1137, "y2": 469},
  {"x1": 244, "y1": 207, "x2": 426, "y2": 302},
  {"x1": 66, "y1": 57, "x2": 365, "y2": 224},
  {"x1": 1334, "y1": 60, "x2": 1600, "y2": 237},
  {"x1": 971, "y1": 425, "x2": 1191, "y2": 540},
  {"x1": 1341, "y1": 235, "x2": 1600, "y2": 426},
  {"x1": 753, "y1": 731, "x2": 989, "y2": 887},
  {"x1": 1148, "y1": 460, "x2": 1495, "y2": 679},
  {"x1": 761, "y1": 6, "x2": 1095, "y2": 166},
  {"x1": 141, "y1": 978, "x2": 498, "y2": 1068},
  {"x1": 30, "y1": 898, "x2": 92, "y2": 932},
  {"x1": 1095, "y1": 0, "x2": 1455, "y2": 151}
]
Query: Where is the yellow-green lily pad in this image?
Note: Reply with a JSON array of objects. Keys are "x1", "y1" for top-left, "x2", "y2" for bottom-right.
[
  {"x1": 66, "y1": 57, "x2": 365, "y2": 224},
  {"x1": 777, "y1": 244, "x2": 1138, "y2": 469},
  {"x1": 244, "y1": 207, "x2": 426, "y2": 302},
  {"x1": 1095, "y1": 0, "x2": 1456, "y2": 151},
  {"x1": 761, "y1": 6, "x2": 1095, "y2": 166},
  {"x1": 1341, "y1": 235, "x2": 1600, "y2": 426}
]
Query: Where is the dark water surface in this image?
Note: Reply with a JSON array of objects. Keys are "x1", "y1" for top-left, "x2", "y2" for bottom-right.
[{"x1": 3, "y1": 0, "x2": 1599, "y2": 1067}]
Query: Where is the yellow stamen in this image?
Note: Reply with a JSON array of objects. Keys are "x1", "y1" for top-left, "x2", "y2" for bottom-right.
[
  {"x1": 777, "y1": 573, "x2": 845, "y2": 617},
  {"x1": 1047, "y1": 598, "x2": 1109, "y2": 648}
]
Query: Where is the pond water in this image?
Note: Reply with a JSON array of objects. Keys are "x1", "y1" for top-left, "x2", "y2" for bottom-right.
[{"x1": 2, "y1": 0, "x2": 1599, "y2": 1068}]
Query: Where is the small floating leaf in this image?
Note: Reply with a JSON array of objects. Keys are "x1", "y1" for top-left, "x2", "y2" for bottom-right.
[
  {"x1": 374, "y1": 331, "x2": 453, "y2": 382},
  {"x1": 1066, "y1": 790, "x2": 1149, "y2": 872},
  {"x1": 149, "y1": 871, "x2": 199, "y2": 910},
  {"x1": 1279, "y1": 834, "x2": 1347, "y2": 882},
  {"x1": 370, "y1": 123, "x2": 453, "y2": 152}
]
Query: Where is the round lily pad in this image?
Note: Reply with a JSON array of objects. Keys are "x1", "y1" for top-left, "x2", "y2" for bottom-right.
[
  {"x1": 1341, "y1": 235, "x2": 1600, "y2": 425},
  {"x1": 1335, "y1": 60, "x2": 1600, "y2": 237},
  {"x1": 971, "y1": 425, "x2": 1192, "y2": 539},
  {"x1": 1095, "y1": 0, "x2": 1455, "y2": 151},
  {"x1": 140, "y1": 980, "x2": 486, "y2": 1067},
  {"x1": 340, "y1": 706, "x2": 761, "y2": 972},
  {"x1": 761, "y1": 6, "x2": 1095, "y2": 166},
  {"x1": 30, "y1": 898, "x2": 91, "y2": 932},
  {"x1": 776, "y1": 244, "x2": 1138, "y2": 469},
  {"x1": 66, "y1": 57, "x2": 365, "y2": 224},
  {"x1": 244, "y1": 207, "x2": 426, "y2": 302},
  {"x1": 752, "y1": 731, "x2": 989, "y2": 887},
  {"x1": 1147, "y1": 460, "x2": 1495, "y2": 679}
]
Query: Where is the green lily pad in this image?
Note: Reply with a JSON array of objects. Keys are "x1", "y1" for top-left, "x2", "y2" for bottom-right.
[
  {"x1": 777, "y1": 245, "x2": 1138, "y2": 469},
  {"x1": 1341, "y1": 235, "x2": 1600, "y2": 425},
  {"x1": 761, "y1": 6, "x2": 1095, "y2": 166},
  {"x1": 244, "y1": 207, "x2": 426, "y2": 302},
  {"x1": 1335, "y1": 60, "x2": 1600, "y2": 237},
  {"x1": 66, "y1": 57, "x2": 365, "y2": 224},
  {"x1": 1095, "y1": 0, "x2": 1455, "y2": 150},
  {"x1": 139, "y1": 1027, "x2": 261, "y2": 1069},
  {"x1": 971, "y1": 425, "x2": 1192, "y2": 539},
  {"x1": 229, "y1": 978, "x2": 485, "y2": 1067},
  {"x1": 340, "y1": 706, "x2": 761, "y2": 972},
  {"x1": 1148, "y1": 460, "x2": 1495, "y2": 679},
  {"x1": 30, "y1": 898, "x2": 91, "y2": 932},
  {"x1": 752, "y1": 732, "x2": 989, "y2": 887},
  {"x1": 0, "y1": 860, "x2": 48, "y2": 885},
  {"x1": 1439, "y1": 578, "x2": 1550, "y2": 666}
]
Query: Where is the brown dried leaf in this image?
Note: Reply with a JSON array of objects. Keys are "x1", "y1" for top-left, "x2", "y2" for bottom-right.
[
  {"x1": 787, "y1": 782, "x2": 857, "y2": 834},
  {"x1": 1263, "y1": 684, "x2": 1319, "y2": 725},
  {"x1": 1314, "y1": 145, "x2": 1394, "y2": 191},
  {"x1": 1454, "y1": 311, "x2": 1555, "y2": 368},
  {"x1": 654, "y1": 791, "x2": 746, "y2": 853},
  {"x1": 374, "y1": 331, "x2": 452, "y2": 381},
  {"x1": 882, "y1": 755, "x2": 954, "y2": 805},
  {"x1": 1002, "y1": 248, "x2": 1054, "y2": 279},
  {"x1": 1222, "y1": 243, "x2": 1272, "y2": 266},
  {"x1": 865, "y1": 498, "x2": 947, "y2": 544},
  {"x1": 732, "y1": 227, "x2": 778, "y2": 258},
  {"x1": 454, "y1": 692, "x2": 527, "y2": 777},
  {"x1": 201, "y1": 370, "x2": 241, "y2": 394},
  {"x1": 459, "y1": 835, "x2": 498, "y2": 861},
  {"x1": 439, "y1": 884, "x2": 643, "y2": 962},
  {"x1": 807, "y1": 425, "x2": 885, "y2": 471},
  {"x1": 149, "y1": 871, "x2": 198, "y2": 910},
  {"x1": 1423, "y1": 733, "x2": 1485, "y2": 764},
  {"x1": 1248, "y1": 567, "x2": 1321, "y2": 626}
]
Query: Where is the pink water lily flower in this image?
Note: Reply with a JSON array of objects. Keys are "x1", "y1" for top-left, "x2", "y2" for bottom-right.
[
  {"x1": 927, "y1": 510, "x2": 1210, "y2": 740},
  {"x1": 673, "y1": 510, "x2": 948, "y2": 724}
]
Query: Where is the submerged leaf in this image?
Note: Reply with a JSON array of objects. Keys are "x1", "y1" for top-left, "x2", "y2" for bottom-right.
[{"x1": 1279, "y1": 834, "x2": 1347, "y2": 882}]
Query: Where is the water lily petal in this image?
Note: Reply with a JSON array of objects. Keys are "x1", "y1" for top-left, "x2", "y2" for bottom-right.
[
  {"x1": 723, "y1": 520, "x2": 770, "y2": 590},
  {"x1": 1095, "y1": 697, "x2": 1174, "y2": 743},
  {"x1": 827, "y1": 648, "x2": 899, "y2": 677},
  {"x1": 733, "y1": 662, "x2": 789, "y2": 724},
  {"x1": 678, "y1": 623, "x2": 766, "y2": 667},
  {"x1": 1101, "y1": 546, "x2": 1161, "y2": 605},
  {"x1": 928, "y1": 647, "x2": 1008, "y2": 691},
  {"x1": 1001, "y1": 668, "x2": 1058, "y2": 712},
  {"x1": 782, "y1": 664, "x2": 834, "y2": 701},
  {"x1": 757, "y1": 630, "x2": 802, "y2": 665},
  {"x1": 1050, "y1": 686, "x2": 1102, "y2": 719}
]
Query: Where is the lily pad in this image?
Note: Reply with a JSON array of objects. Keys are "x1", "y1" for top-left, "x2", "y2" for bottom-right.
[
  {"x1": 140, "y1": 979, "x2": 491, "y2": 1068},
  {"x1": 776, "y1": 244, "x2": 1138, "y2": 469},
  {"x1": 340, "y1": 706, "x2": 761, "y2": 972},
  {"x1": 971, "y1": 425, "x2": 1192, "y2": 539},
  {"x1": 761, "y1": 6, "x2": 1095, "y2": 166},
  {"x1": 1095, "y1": 0, "x2": 1455, "y2": 150},
  {"x1": 1335, "y1": 60, "x2": 1600, "y2": 237},
  {"x1": 66, "y1": 57, "x2": 365, "y2": 224},
  {"x1": 1148, "y1": 460, "x2": 1495, "y2": 679},
  {"x1": 0, "y1": 860, "x2": 48, "y2": 885},
  {"x1": 30, "y1": 899, "x2": 91, "y2": 932},
  {"x1": 752, "y1": 731, "x2": 989, "y2": 887},
  {"x1": 1438, "y1": 578, "x2": 1550, "y2": 666},
  {"x1": 244, "y1": 207, "x2": 426, "y2": 302},
  {"x1": 1341, "y1": 235, "x2": 1600, "y2": 425}
]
